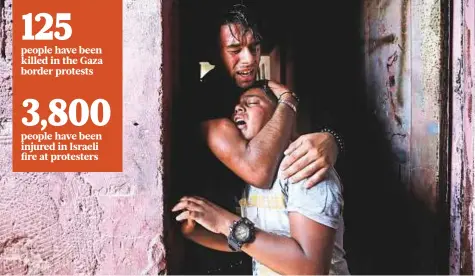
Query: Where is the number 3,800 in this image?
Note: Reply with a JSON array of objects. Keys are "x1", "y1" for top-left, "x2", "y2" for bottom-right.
[{"x1": 22, "y1": 99, "x2": 111, "y2": 130}]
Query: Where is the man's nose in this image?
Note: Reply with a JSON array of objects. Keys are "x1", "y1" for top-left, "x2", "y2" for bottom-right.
[{"x1": 239, "y1": 47, "x2": 255, "y2": 65}]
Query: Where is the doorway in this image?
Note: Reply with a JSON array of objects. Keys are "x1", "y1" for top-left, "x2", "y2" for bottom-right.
[{"x1": 163, "y1": 0, "x2": 450, "y2": 274}]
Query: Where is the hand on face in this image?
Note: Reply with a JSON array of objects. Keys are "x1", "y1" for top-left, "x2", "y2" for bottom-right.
[
  {"x1": 172, "y1": 196, "x2": 240, "y2": 236},
  {"x1": 280, "y1": 132, "x2": 338, "y2": 188}
]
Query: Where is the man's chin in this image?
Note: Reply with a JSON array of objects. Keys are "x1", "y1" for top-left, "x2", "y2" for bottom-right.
[
  {"x1": 235, "y1": 79, "x2": 255, "y2": 89},
  {"x1": 234, "y1": 71, "x2": 257, "y2": 87}
]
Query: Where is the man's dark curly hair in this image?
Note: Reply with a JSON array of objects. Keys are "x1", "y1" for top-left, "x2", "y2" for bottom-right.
[{"x1": 219, "y1": 4, "x2": 263, "y2": 44}]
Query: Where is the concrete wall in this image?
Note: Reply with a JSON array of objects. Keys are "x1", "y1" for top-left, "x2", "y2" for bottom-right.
[
  {"x1": 364, "y1": 0, "x2": 445, "y2": 211},
  {"x1": 450, "y1": 0, "x2": 475, "y2": 273},
  {"x1": 363, "y1": 0, "x2": 448, "y2": 272},
  {"x1": 0, "y1": 0, "x2": 166, "y2": 274}
]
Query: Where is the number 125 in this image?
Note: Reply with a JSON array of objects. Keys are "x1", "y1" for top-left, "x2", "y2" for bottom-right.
[{"x1": 22, "y1": 13, "x2": 72, "y2": 41}]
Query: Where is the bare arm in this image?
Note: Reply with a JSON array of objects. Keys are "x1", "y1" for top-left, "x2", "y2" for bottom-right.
[
  {"x1": 202, "y1": 104, "x2": 294, "y2": 188},
  {"x1": 233, "y1": 213, "x2": 335, "y2": 275},
  {"x1": 174, "y1": 197, "x2": 336, "y2": 275},
  {"x1": 180, "y1": 220, "x2": 232, "y2": 252},
  {"x1": 202, "y1": 82, "x2": 297, "y2": 188}
]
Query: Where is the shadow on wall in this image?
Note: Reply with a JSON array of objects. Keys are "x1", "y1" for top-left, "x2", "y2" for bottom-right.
[
  {"x1": 337, "y1": 69, "x2": 438, "y2": 274},
  {"x1": 341, "y1": 110, "x2": 437, "y2": 274},
  {"x1": 286, "y1": 1, "x2": 439, "y2": 274}
]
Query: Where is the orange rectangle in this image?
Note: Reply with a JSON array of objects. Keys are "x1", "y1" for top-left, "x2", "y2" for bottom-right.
[{"x1": 12, "y1": 0, "x2": 122, "y2": 172}]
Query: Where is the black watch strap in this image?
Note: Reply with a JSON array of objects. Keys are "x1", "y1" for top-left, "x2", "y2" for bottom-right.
[{"x1": 228, "y1": 235, "x2": 242, "y2": 252}]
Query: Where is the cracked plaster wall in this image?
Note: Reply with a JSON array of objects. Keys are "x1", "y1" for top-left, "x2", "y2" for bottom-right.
[
  {"x1": 450, "y1": 0, "x2": 475, "y2": 273},
  {"x1": 364, "y1": 0, "x2": 444, "y2": 210},
  {"x1": 0, "y1": 0, "x2": 166, "y2": 274},
  {"x1": 363, "y1": 0, "x2": 447, "y2": 272}
]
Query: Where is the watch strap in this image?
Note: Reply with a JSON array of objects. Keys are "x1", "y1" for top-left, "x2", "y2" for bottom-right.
[{"x1": 228, "y1": 235, "x2": 242, "y2": 252}]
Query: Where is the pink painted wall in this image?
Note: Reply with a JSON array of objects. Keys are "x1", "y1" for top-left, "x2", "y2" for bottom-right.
[
  {"x1": 450, "y1": 0, "x2": 475, "y2": 273},
  {"x1": 0, "y1": 0, "x2": 167, "y2": 274}
]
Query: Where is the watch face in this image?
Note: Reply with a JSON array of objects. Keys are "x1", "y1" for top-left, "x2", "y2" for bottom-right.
[{"x1": 234, "y1": 224, "x2": 250, "y2": 241}]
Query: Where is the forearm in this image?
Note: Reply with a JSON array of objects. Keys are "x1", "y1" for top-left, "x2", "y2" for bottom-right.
[
  {"x1": 241, "y1": 230, "x2": 324, "y2": 275},
  {"x1": 215, "y1": 216, "x2": 324, "y2": 275},
  {"x1": 245, "y1": 102, "x2": 296, "y2": 187},
  {"x1": 175, "y1": 197, "x2": 334, "y2": 275},
  {"x1": 184, "y1": 224, "x2": 233, "y2": 252}
]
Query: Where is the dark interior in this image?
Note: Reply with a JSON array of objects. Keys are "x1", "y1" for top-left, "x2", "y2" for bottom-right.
[{"x1": 168, "y1": 0, "x2": 446, "y2": 274}]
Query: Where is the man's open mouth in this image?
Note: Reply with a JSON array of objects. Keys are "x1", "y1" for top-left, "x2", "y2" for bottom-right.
[{"x1": 236, "y1": 69, "x2": 253, "y2": 76}]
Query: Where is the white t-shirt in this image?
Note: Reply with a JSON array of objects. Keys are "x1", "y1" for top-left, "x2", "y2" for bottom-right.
[{"x1": 239, "y1": 167, "x2": 350, "y2": 275}]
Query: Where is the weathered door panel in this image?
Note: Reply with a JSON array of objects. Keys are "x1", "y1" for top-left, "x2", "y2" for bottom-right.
[
  {"x1": 363, "y1": 0, "x2": 448, "y2": 273},
  {"x1": 450, "y1": 0, "x2": 475, "y2": 273},
  {"x1": 364, "y1": 0, "x2": 444, "y2": 212}
]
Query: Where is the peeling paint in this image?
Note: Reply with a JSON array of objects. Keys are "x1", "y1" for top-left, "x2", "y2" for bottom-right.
[
  {"x1": 369, "y1": 34, "x2": 397, "y2": 54},
  {"x1": 450, "y1": 0, "x2": 475, "y2": 273},
  {"x1": 386, "y1": 50, "x2": 402, "y2": 126}
]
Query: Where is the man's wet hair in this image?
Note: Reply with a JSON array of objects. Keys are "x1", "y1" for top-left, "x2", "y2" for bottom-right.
[
  {"x1": 207, "y1": 3, "x2": 264, "y2": 63},
  {"x1": 244, "y1": 79, "x2": 277, "y2": 105},
  {"x1": 219, "y1": 4, "x2": 263, "y2": 44}
]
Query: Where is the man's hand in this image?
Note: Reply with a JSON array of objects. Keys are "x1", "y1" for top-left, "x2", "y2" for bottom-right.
[
  {"x1": 172, "y1": 196, "x2": 240, "y2": 236},
  {"x1": 280, "y1": 132, "x2": 338, "y2": 188},
  {"x1": 268, "y1": 80, "x2": 290, "y2": 98}
]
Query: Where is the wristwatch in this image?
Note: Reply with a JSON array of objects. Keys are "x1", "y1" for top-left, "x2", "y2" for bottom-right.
[{"x1": 227, "y1": 217, "x2": 256, "y2": 252}]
